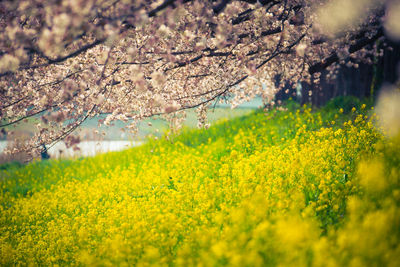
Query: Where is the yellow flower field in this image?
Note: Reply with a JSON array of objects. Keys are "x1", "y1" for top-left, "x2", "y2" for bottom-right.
[{"x1": 1, "y1": 99, "x2": 399, "y2": 266}]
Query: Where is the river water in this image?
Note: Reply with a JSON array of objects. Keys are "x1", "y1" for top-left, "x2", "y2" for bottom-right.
[
  {"x1": 0, "y1": 140, "x2": 142, "y2": 159},
  {"x1": 0, "y1": 99, "x2": 262, "y2": 161}
]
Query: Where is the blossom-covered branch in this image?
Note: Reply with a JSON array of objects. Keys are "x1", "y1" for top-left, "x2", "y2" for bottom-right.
[{"x1": 0, "y1": 0, "x2": 398, "y2": 157}]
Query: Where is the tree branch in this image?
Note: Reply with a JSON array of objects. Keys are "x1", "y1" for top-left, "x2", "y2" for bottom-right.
[
  {"x1": 309, "y1": 28, "x2": 384, "y2": 74},
  {"x1": 213, "y1": 0, "x2": 231, "y2": 15}
]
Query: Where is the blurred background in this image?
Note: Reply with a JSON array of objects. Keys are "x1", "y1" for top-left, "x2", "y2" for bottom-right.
[{"x1": 0, "y1": 98, "x2": 263, "y2": 162}]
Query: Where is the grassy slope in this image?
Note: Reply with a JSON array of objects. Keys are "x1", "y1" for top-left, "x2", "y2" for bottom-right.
[
  {"x1": 0, "y1": 98, "x2": 359, "y2": 197},
  {"x1": 1, "y1": 97, "x2": 399, "y2": 266},
  {"x1": 1, "y1": 107, "x2": 254, "y2": 142}
]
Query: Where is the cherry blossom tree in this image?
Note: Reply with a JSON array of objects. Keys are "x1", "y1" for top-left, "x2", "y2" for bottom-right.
[{"x1": 0, "y1": 0, "x2": 399, "y2": 157}]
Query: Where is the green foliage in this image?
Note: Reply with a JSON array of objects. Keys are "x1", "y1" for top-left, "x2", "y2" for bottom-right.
[{"x1": 322, "y1": 95, "x2": 370, "y2": 113}]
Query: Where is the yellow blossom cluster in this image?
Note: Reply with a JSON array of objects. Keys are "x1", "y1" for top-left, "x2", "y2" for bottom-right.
[{"x1": 1, "y1": 102, "x2": 398, "y2": 266}]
